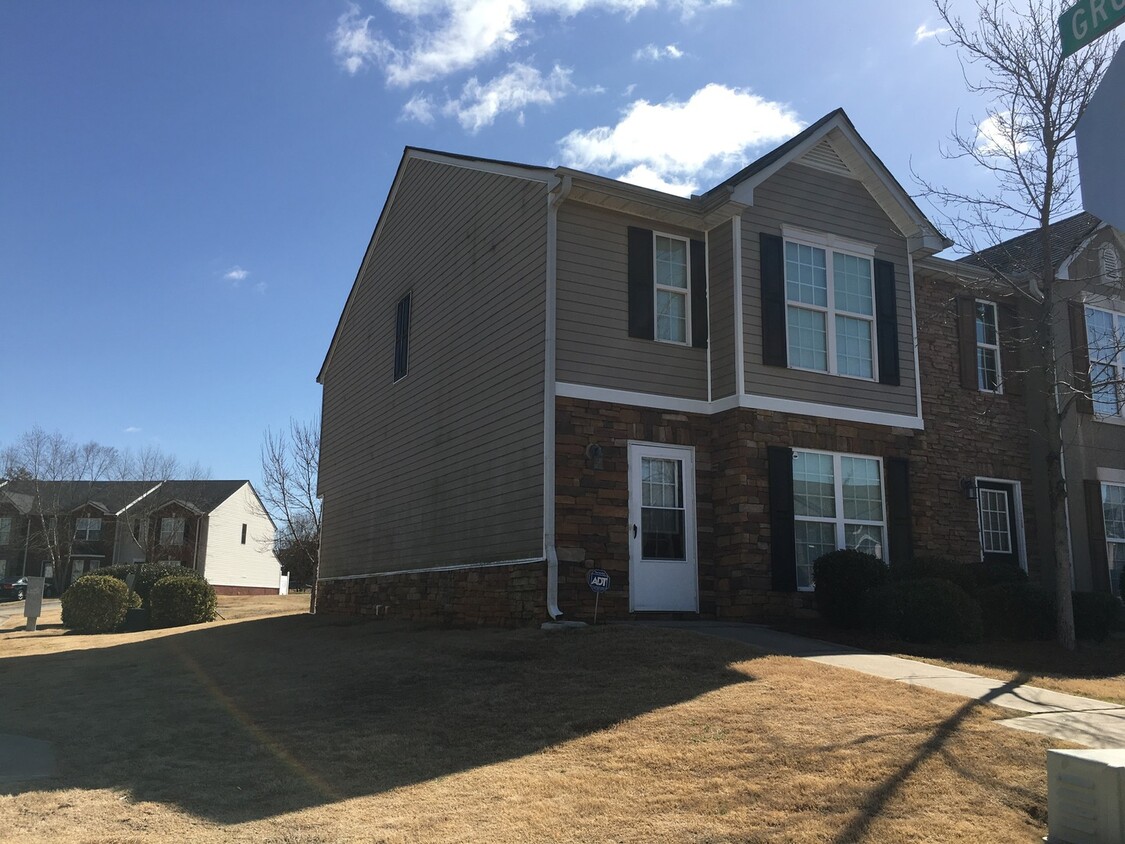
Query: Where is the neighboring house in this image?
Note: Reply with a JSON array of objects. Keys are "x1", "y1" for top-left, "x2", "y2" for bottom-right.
[
  {"x1": 317, "y1": 107, "x2": 1054, "y2": 626},
  {"x1": 0, "y1": 479, "x2": 283, "y2": 595},
  {"x1": 962, "y1": 213, "x2": 1125, "y2": 598}
]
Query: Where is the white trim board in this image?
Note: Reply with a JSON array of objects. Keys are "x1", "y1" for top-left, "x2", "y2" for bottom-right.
[
  {"x1": 555, "y1": 381, "x2": 924, "y2": 429},
  {"x1": 318, "y1": 556, "x2": 544, "y2": 582}
]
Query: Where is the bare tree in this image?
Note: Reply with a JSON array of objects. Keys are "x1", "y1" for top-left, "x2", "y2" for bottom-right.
[
  {"x1": 260, "y1": 418, "x2": 321, "y2": 586},
  {"x1": 2, "y1": 427, "x2": 118, "y2": 589},
  {"x1": 916, "y1": 0, "x2": 1119, "y2": 649}
]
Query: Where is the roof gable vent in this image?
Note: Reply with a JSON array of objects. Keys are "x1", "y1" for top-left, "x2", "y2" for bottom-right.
[{"x1": 797, "y1": 138, "x2": 854, "y2": 178}]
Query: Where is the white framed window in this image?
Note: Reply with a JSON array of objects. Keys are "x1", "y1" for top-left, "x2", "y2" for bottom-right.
[
  {"x1": 0, "y1": 517, "x2": 10, "y2": 546},
  {"x1": 783, "y1": 230, "x2": 876, "y2": 380},
  {"x1": 975, "y1": 300, "x2": 1002, "y2": 392},
  {"x1": 654, "y1": 233, "x2": 690, "y2": 344},
  {"x1": 1102, "y1": 482, "x2": 1125, "y2": 597},
  {"x1": 159, "y1": 517, "x2": 186, "y2": 546},
  {"x1": 1085, "y1": 304, "x2": 1124, "y2": 418},
  {"x1": 792, "y1": 450, "x2": 886, "y2": 590},
  {"x1": 74, "y1": 518, "x2": 102, "y2": 541}
]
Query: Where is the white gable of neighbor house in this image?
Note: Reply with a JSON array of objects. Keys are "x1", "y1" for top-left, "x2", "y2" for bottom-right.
[{"x1": 198, "y1": 483, "x2": 281, "y2": 590}]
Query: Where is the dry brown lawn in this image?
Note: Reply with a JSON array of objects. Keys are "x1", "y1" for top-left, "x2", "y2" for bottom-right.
[{"x1": 0, "y1": 601, "x2": 1059, "y2": 843}]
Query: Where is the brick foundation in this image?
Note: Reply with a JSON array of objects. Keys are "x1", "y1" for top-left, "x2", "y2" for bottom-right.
[
  {"x1": 315, "y1": 562, "x2": 547, "y2": 627},
  {"x1": 212, "y1": 585, "x2": 282, "y2": 596}
]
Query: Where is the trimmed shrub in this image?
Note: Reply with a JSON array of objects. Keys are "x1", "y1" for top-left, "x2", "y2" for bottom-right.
[
  {"x1": 977, "y1": 582, "x2": 1055, "y2": 641},
  {"x1": 970, "y1": 560, "x2": 1028, "y2": 591},
  {"x1": 814, "y1": 550, "x2": 888, "y2": 629},
  {"x1": 863, "y1": 578, "x2": 983, "y2": 644},
  {"x1": 93, "y1": 563, "x2": 203, "y2": 607},
  {"x1": 890, "y1": 555, "x2": 976, "y2": 593},
  {"x1": 150, "y1": 575, "x2": 217, "y2": 628},
  {"x1": 61, "y1": 574, "x2": 142, "y2": 634},
  {"x1": 1073, "y1": 591, "x2": 1120, "y2": 643}
]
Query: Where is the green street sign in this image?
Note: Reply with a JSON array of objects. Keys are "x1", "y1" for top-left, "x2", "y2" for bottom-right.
[{"x1": 1060, "y1": 0, "x2": 1125, "y2": 58}]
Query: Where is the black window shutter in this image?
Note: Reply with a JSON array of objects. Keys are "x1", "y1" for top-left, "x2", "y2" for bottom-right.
[
  {"x1": 997, "y1": 304, "x2": 1025, "y2": 396},
  {"x1": 1084, "y1": 480, "x2": 1111, "y2": 593},
  {"x1": 884, "y1": 457, "x2": 913, "y2": 566},
  {"x1": 690, "y1": 239, "x2": 708, "y2": 349},
  {"x1": 760, "y1": 232, "x2": 787, "y2": 367},
  {"x1": 627, "y1": 227, "x2": 654, "y2": 340},
  {"x1": 956, "y1": 296, "x2": 978, "y2": 390},
  {"x1": 1068, "y1": 301, "x2": 1093, "y2": 415},
  {"x1": 873, "y1": 259, "x2": 899, "y2": 386},
  {"x1": 767, "y1": 445, "x2": 797, "y2": 592}
]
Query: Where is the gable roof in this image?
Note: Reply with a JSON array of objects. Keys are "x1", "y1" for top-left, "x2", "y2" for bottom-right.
[
  {"x1": 959, "y1": 212, "x2": 1102, "y2": 276},
  {"x1": 0, "y1": 479, "x2": 251, "y2": 516},
  {"x1": 317, "y1": 109, "x2": 949, "y2": 383}
]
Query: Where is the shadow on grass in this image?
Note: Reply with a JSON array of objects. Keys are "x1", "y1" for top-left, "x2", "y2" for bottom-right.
[
  {"x1": 1, "y1": 613, "x2": 754, "y2": 824},
  {"x1": 828, "y1": 671, "x2": 1034, "y2": 844}
]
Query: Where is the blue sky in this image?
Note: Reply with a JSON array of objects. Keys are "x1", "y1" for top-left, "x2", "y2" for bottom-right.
[{"x1": 1, "y1": 0, "x2": 1005, "y2": 481}]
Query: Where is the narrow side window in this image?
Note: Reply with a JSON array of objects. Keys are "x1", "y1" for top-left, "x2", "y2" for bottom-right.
[
  {"x1": 240, "y1": 523, "x2": 247, "y2": 545},
  {"x1": 393, "y1": 292, "x2": 412, "y2": 382}
]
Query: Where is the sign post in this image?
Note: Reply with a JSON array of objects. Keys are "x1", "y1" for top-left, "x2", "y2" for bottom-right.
[
  {"x1": 586, "y1": 568, "x2": 610, "y2": 624},
  {"x1": 23, "y1": 576, "x2": 45, "y2": 632},
  {"x1": 1059, "y1": 0, "x2": 1125, "y2": 58}
]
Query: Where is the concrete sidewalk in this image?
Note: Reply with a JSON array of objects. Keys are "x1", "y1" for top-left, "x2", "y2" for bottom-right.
[{"x1": 648, "y1": 622, "x2": 1125, "y2": 749}]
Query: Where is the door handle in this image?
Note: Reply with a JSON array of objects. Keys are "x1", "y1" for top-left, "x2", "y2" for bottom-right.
[{"x1": 632, "y1": 524, "x2": 638, "y2": 538}]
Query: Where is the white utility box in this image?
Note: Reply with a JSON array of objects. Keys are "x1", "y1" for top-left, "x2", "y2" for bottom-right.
[{"x1": 1047, "y1": 749, "x2": 1125, "y2": 844}]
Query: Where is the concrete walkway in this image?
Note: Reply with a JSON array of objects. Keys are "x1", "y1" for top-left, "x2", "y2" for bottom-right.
[{"x1": 648, "y1": 622, "x2": 1125, "y2": 749}]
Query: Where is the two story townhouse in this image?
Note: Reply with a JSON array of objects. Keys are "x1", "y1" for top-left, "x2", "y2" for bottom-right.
[
  {"x1": 315, "y1": 108, "x2": 1048, "y2": 626},
  {"x1": 964, "y1": 213, "x2": 1125, "y2": 598},
  {"x1": 0, "y1": 479, "x2": 283, "y2": 594}
]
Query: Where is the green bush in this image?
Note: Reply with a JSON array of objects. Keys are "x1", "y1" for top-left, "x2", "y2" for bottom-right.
[
  {"x1": 93, "y1": 562, "x2": 203, "y2": 607},
  {"x1": 970, "y1": 560, "x2": 1028, "y2": 591},
  {"x1": 890, "y1": 555, "x2": 976, "y2": 593},
  {"x1": 863, "y1": 578, "x2": 983, "y2": 644},
  {"x1": 149, "y1": 575, "x2": 217, "y2": 628},
  {"x1": 813, "y1": 549, "x2": 888, "y2": 629},
  {"x1": 977, "y1": 582, "x2": 1055, "y2": 641},
  {"x1": 60, "y1": 574, "x2": 142, "y2": 634},
  {"x1": 1072, "y1": 591, "x2": 1120, "y2": 643}
]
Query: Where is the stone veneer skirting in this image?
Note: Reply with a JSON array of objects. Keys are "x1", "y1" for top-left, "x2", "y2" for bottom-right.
[{"x1": 315, "y1": 562, "x2": 547, "y2": 627}]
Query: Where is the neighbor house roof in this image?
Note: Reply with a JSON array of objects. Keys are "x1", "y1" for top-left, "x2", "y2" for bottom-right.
[
  {"x1": 151, "y1": 480, "x2": 247, "y2": 513},
  {"x1": 959, "y1": 212, "x2": 1102, "y2": 277},
  {"x1": 0, "y1": 479, "x2": 249, "y2": 515}
]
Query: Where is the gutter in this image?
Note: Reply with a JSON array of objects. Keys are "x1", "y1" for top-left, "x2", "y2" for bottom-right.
[{"x1": 543, "y1": 173, "x2": 572, "y2": 620}]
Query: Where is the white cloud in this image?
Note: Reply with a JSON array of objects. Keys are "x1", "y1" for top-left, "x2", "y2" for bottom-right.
[
  {"x1": 333, "y1": 0, "x2": 727, "y2": 86},
  {"x1": 976, "y1": 111, "x2": 1030, "y2": 157},
  {"x1": 255, "y1": 281, "x2": 268, "y2": 294},
  {"x1": 444, "y1": 63, "x2": 573, "y2": 131},
  {"x1": 913, "y1": 21, "x2": 950, "y2": 44},
  {"x1": 124, "y1": 426, "x2": 142, "y2": 434},
  {"x1": 634, "y1": 43, "x2": 683, "y2": 61},
  {"x1": 224, "y1": 265, "x2": 250, "y2": 282},
  {"x1": 557, "y1": 83, "x2": 804, "y2": 196},
  {"x1": 401, "y1": 93, "x2": 437, "y2": 124}
]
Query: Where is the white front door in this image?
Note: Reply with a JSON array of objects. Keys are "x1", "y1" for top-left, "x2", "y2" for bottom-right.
[{"x1": 628, "y1": 442, "x2": 699, "y2": 612}]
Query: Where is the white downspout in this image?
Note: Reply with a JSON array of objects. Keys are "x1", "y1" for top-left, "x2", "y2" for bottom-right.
[{"x1": 544, "y1": 174, "x2": 572, "y2": 620}]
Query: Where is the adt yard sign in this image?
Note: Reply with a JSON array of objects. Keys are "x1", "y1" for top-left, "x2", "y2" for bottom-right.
[
  {"x1": 1060, "y1": 0, "x2": 1125, "y2": 58},
  {"x1": 587, "y1": 569, "x2": 610, "y2": 593}
]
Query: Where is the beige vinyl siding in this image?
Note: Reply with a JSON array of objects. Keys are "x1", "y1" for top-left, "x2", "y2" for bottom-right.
[
  {"x1": 318, "y1": 157, "x2": 547, "y2": 579},
  {"x1": 708, "y1": 220, "x2": 736, "y2": 399},
  {"x1": 741, "y1": 163, "x2": 918, "y2": 416},
  {"x1": 556, "y1": 202, "x2": 708, "y2": 400},
  {"x1": 198, "y1": 484, "x2": 280, "y2": 589}
]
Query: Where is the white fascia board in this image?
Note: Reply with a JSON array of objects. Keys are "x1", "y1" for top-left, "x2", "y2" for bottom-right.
[
  {"x1": 729, "y1": 121, "x2": 838, "y2": 206},
  {"x1": 556, "y1": 381, "x2": 924, "y2": 429},
  {"x1": 114, "y1": 482, "x2": 165, "y2": 516}
]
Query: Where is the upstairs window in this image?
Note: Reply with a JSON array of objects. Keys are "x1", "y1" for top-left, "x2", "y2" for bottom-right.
[
  {"x1": 74, "y1": 518, "x2": 102, "y2": 541},
  {"x1": 1085, "y1": 305, "x2": 1124, "y2": 417},
  {"x1": 159, "y1": 517, "x2": 186, "y2": 546},
  {"x1": 784, "y1": 236, "x2": 876, "y2": 379},
  {"x1": 654, "y1": 234, "x2": 690, "y2": 344},
  {"x1": 393, "y1": 292, "x2": 412, "y2": 382},
  {"x1": 0, "y1": 517, "x2": 10, "y2": 545},
  {"x1": 975, "y1": 300, "x2": 1002, "y2": 392}
]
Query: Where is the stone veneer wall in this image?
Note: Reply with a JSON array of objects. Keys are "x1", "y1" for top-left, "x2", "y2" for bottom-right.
[
  {"x1": 554, "y1": 396, "x2": 916, "y2": 624},
  {"x1": 314, "y1": 562, "x2": 546, "y2": 627},
  {"x1": 910, "y1": 272, "x2": 1041, "y2": 577}
]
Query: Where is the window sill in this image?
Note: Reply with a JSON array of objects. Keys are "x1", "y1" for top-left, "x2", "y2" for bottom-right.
[{"x1": 788, "y1": 364, "x2": 878, "y2": 384}]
